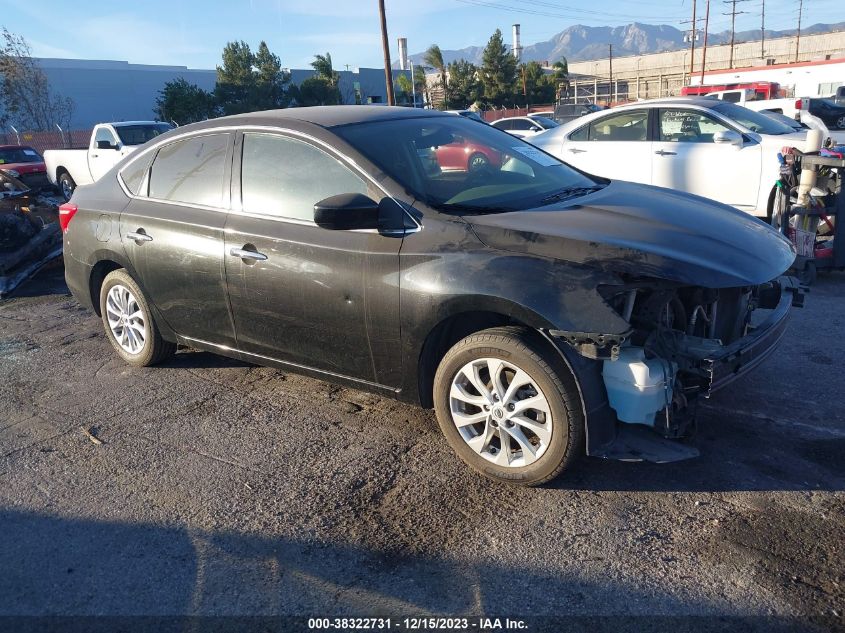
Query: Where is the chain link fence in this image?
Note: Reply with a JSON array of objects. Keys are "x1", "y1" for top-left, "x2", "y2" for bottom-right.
[{"x1": 1, "y1": 128, "x2": 93, "y2": 155}]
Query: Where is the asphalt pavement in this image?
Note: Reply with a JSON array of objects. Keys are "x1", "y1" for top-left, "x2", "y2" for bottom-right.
[{"x1": 0, "y1": 267, "x2": 843, "y2": 632}]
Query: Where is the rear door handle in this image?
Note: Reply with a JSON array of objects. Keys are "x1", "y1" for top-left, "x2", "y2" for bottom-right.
[
  {"x1": 126, "y1": 230, "x2": 153, "y2": 243},
  {"x1": 655, "y1": 150, "x2": 677, "y2": 156},
  {"x1": 230, "y1": 246, "x2": 268, "y2": 261},
  {"x1": 568, "y1": 148, "x2": 586, "y2": 154}
]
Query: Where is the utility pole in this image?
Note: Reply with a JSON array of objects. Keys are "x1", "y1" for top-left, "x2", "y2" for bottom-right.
[
  {"x1": 378, "y1": 0, "x2": 395, "y2": 105},
  {"x1": 608, "y1": 44, "x2": 613, "y2": 103},
  {"x1": 795, "y1": 0, "x2": 803, "y2": 63},
  {"x1": 700, "y1": 0, "x2": 710, "y2": 86},
  {"x1": 723, "y1": 0, "x2": 749, "y2": 68},
  {"x1": 761, "y1": 0, "x2": 766, "y2": 59},
  {"x1": 680, "y1": 0, "x2": 698, "y2": 80}
]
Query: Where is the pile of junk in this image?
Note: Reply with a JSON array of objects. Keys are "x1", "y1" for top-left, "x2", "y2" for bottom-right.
[
  {"x1": 0, "y1": 171, "x2": 63, "y2": 298},
  {"x1": 773, "y1": 129, "x2": 845, "y2": 285}
]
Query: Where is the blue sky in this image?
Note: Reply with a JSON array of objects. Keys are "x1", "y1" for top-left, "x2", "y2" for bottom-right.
[{"x1": 4, "y1": 0, "x2": 842, "y2": 70}]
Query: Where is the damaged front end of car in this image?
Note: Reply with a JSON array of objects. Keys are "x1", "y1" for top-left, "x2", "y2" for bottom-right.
[{"x1": 549, "y1": 275, "x2": 804, "y2": 462}]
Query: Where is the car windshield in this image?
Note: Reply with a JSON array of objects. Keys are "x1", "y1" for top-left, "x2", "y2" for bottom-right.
[
  {"x1": 0, "y1": 147, "x2": 42, "y2": 164},
  {"x1": 711, "y1": 102, "x2": 796, "y2": 135},
  {"x1": 114, "y1": 123, "x2": 173, "y2": 146},
  {"x1": 334, "y1": 115, "x2": 599, "y2": 214},
  {"x1": 529, "y1": 115, "x2": 559, "y2": 128},
  {"x1": 760, "y1": 110, "x2": 805, "y2": 130}
]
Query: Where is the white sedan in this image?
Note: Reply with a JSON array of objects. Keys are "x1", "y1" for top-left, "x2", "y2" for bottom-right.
[
  {"x1": 491, "y1": 115, "x2": 559, "y2": 138},
  {"x1": 529, "y1": 97, "x2": 807, "y2": 217}
]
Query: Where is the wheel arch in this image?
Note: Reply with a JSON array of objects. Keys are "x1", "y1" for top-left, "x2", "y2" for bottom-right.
[
  {"x1": 414, "y1": 298, "x2": 559, "y2": 409},
  {"x1": 88, "y1": 259, "x2": 124, "y2": 317}
]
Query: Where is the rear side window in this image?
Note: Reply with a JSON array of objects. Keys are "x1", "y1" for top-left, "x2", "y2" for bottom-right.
[
  {"x1": 492, "y1": 120, "x2": 511, "y2": 130},
  {"x1": 241, "y1": 133, "x2": 368, "y2": 222},
  {"x1": 120, "y1": 154, "x2": 153, "y2": 195},
  {"x1": 148, "y1": 133, "x2": 230, "y2": 207},
  {"x1": 587, "y1": 111, "x2": 648, "y2": 141}
]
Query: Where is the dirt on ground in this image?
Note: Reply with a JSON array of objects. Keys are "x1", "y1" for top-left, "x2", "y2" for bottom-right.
[{"x1": 0, "y1": 268, "x2": 843, "y2": 632}]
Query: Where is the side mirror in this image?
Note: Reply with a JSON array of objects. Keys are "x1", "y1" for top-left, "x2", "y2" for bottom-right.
[
  {"x1": 713, "y1": 130, "x2": 743, "y2": 147},
  {"x1": 314, "y1": 193, "x2": 380, "y2": 230},
  {"x1": 96, "y1": 140, "x2": 118, "y2": 150}
]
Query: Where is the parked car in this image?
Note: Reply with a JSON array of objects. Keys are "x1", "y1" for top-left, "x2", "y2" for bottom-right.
[
  {"x1": 0, "y1": 145, "x2": 49, "y2": 190},
  {"x1": 490, "y1": 115, "x2": 558, "y2": 138},
  {"x1": 44, "y1": 121, "x2": 173, "y2": 200},
  {"x1": 805, "y1": 98, "x2": 845, "y2": 130},
  {"x1": 61, "y1": 106, "x2": 797, "y2": 486},
  {"x1": 530, "y1": 97, "x2": 807, "y2": 217},
  {"x1": 434, "y1": 134, "x2": 503, "y2": 172},
  {"x1": 553, "y1": 103, "x2": 605, "y2": 124}
]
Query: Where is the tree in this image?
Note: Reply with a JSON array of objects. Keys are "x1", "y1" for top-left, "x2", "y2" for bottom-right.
[
  {"x1": 254, "y1": 41, "x2": 291, "y2": 109},
  {"x1": 480, "y1": 29, "x2": 517, "y2": 107},
  {"x1": 292, "y1": 77, "x2": 341, "y2": 106},
  {"x1": 518, "y1": 61, "x2": 555, "y2": 107},
  {"x1": 413, "y1": 64, "x2": 430, "y2": 107},
  {"x1": 214, "y1": 40, "x2": 290, "y2": 115},
  {"x1": 0, "y1": 28, "x2": 74, "y2": 131},
  {"x1": 423, "y1": 44, "x2": 448, "y2": 109},
  {"x1": 395, "y1": 73, "x2": 414, "y2": 106},
  {"x1": 446, "y1": 59, "x2": 481, "y2": 109},
  {"x1": 311, "y1": 52, "x2": 340, "y2": 87},
  {"x1": 155, "y1": 78, "x2": 216, "y2": 124},
  {"x1": 551, "y1": 59, "x2": 569, "y2": 102}
]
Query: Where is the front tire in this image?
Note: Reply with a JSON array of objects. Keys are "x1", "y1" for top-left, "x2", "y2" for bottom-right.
[
  {"x1": 433, "y1": 327, "x2": 584, "y2": 486},
  {"x1": 99, "y1": 269, "x2": 175, "y2": 367},
  {"x1": 467, "y1": 152, "x2": 489, "y2": 173}
]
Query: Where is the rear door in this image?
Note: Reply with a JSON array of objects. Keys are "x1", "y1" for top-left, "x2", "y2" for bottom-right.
[
  {"x1": 118, "y1": 132, "x2": 236, "y2": 346},
  {"x1": 561, "y1": 109, "x2": 652, "y2": 183},
  {"x1": 223, "y1": 131, "x2": 403, "y2": 385},
  {"x1": 651, "y1": 108, "x2": 762, "y2": 209}
]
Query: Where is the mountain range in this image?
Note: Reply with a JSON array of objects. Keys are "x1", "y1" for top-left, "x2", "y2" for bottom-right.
[{"x1": 405, "y1": 21, "x2": 845, "y2": 67}]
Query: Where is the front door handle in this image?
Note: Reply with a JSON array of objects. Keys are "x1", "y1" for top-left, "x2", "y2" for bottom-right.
[
  {"x1": 568, "y1": 148, "x2": 586, "y2": 154},
  {"x1": 655, "y1": 150, "x2": 677, "y2": 156},
  {"x1": 230, "y1": 246, "x2": 268, "y2": 261},
  {"x1": 126, "y1": 230, "x2": 153, "y2": 243}
]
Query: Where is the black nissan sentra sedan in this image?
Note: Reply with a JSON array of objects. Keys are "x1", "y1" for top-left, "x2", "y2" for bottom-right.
[{"x1": 60, "y1": 106, "x2": 799, "y2": 485}]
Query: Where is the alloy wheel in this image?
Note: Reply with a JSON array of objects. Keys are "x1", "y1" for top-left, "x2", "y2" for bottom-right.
[
  {"x1": 105, "y1": 284, "x2": 146, "y2": 355},
  {"x1": 449, "y1": 357, "x2": 552, "y2": 467}
]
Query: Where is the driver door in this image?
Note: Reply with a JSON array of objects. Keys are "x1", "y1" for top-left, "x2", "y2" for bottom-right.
[
  {"x1": 90, "y1": 127, "x2": 121, "y2": 181},
  {"x1": 651, "y1": 108, "x2": 762, "y2": 210}
]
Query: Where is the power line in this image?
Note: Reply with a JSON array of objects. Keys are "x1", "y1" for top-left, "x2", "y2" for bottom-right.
[{"x1": 453, "y1": 0, "x2": 686, "y2": 22}]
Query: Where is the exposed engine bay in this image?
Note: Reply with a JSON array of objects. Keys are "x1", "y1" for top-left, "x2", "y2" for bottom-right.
[{"x1": 555, "y1": 277, "x2": 802, "y2": 442}]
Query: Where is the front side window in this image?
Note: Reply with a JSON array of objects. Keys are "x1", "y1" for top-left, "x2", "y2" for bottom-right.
[
  {"x1": 148, "y1": 133, "x2": 230, "y2": 207},
  {"x1": 241, "y1": 133, "x2": 368, "y2": 222},
  {"x1": 587, "y1": 111, "x2": 648, "y2": 141},
  {"x1": 94, "y1": 127, "x2": 118, "y2": 147},
  {"x1": 658, "y1": 109, "x2": 731, "y2": 142}
]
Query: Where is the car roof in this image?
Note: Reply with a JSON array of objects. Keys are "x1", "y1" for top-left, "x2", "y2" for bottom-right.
[
  {"x1": 0, "y1": 145, "x2": 37, "y2": 150},
  {"x1": 110, "y1": 121, "x2": 170, "y2": 127},
  {"x1": 173, "y1": 106, "x2": 449, "y2": 134},
  {"x1": 493, "y1": 116, "x2": 532, "y2": 122}
]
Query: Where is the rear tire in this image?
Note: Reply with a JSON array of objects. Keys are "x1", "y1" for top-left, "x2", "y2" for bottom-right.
[
  {"x1": 467, "y1": 152, "x2": 489, "y2": 173},
  {"x1": 433, "y1": 327, "x2": 584, "y2": 486},
  {"x1": 99, "y1": 269, "x2": 175, "y2": 367},
  {"x1": 58, "y1": 172, "x2": 76, "y2": 201}
]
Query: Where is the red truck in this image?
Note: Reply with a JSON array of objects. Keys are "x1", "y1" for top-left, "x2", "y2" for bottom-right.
[{"x1": 0, "y1": 145, "x2": 49, "y2": 190}]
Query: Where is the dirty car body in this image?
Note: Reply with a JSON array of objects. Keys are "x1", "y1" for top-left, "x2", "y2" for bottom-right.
[{"x1": 61, "y1": 106, "x2": 799, "y2": 483}]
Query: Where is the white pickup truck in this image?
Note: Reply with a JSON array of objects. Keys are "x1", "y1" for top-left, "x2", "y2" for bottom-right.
[
  {"x1": 44, "y1": 121, "x2": 173, "y2": 200},
  {"x1": 701, "y1": 89, "x2": 832, "y2": 139}
]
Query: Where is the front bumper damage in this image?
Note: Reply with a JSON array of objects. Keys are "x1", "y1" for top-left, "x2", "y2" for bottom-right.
[{"x1": 550, "y1": 277, "x2": 803, "y2": 463}]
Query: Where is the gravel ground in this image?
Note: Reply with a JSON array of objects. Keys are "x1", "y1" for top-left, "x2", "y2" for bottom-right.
[{"x1": 0, "y1": 267, "x2": 843, "y2": 632}]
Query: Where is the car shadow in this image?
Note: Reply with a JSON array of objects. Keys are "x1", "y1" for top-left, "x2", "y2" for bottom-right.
[{"x1": 0, "y1": 509, "x2": 817, "y2": 632}]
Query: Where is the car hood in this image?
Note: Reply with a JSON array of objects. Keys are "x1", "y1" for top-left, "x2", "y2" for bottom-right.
[{"x1": 466, "y1": 180, "x2": 796, "y2": 288}]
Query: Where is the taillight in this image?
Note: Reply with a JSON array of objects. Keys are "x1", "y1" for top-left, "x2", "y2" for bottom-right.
[
  {"x1": 795, "y1": 99, "x2": 803, "y2": 110},
  {"x1": 58, "y1": 203, "x2": 78, "y2": 233}
]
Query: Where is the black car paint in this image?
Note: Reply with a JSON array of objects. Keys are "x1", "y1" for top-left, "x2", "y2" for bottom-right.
[
  {"x1": 807, "y1": 98, "x2": 845, "y2": 129},
  {"x1": 63, "y1": 106, "x2": 796, "y2": 458}
]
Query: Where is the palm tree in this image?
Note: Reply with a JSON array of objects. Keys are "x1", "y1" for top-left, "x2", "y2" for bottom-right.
[
  {"x1": 311, "y1": 52, "x2": 340, "y2": 87},
  {"x1": 424, "y1": 44, "x2": 448, "y2": 108}
]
